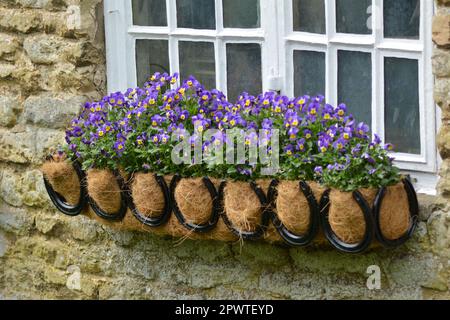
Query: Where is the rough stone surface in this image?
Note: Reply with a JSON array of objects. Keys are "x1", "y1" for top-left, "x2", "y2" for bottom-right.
[
  {"x1": 0, "y1": 96, "x2": 20, "y2": 127},
  {"x1": 433, "y1": 48, "x2": 450, "y2": 77},
  {"x1": 0, "y1": 126, "x2": 66, "y2": 164},
  {"x1": 0, "y1": 0, "x2": 449, "y2": 301},
  {"x1": 433, "y1": 14, "x2": 450, "y2": 47},
  {"x1": 23, "y1": 93, "x2": 84, "y2": 128}
]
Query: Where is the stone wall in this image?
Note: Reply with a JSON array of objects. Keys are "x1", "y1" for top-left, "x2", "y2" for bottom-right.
[{"x1": 0, "y1": 0, "x2": 450, "y2": 300}]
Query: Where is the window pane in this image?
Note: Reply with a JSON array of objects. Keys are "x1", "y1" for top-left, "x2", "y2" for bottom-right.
[
  {"x1": 179, "y1": 41, "x2": 216, "y2": 89},
  {"x1": 223, "y1": 0, "x2": 260, "y2": 28},
  {"x1": 132, "y1": 0, "x2": 167, "y2": 26},
  {"x1": 226, "y1": 43, "x2": 262, "y2": 102},
  {"x1": 293, "y1": 50, "x2": 325, "y2": 97},
  {"x1": 338, "y1": 50, "x2": 372, "y2": 126},
  {"x1": 292, "y1": 0, "x2": 325, "y2": 34},
  {"x1": 384, "y1": 0, "x2": 420, "y2": 39},
  {"x1": 336, "y1": 0, "x2": 371, "y2": 34},
  {"x1": 176, "y1": 0, "x2": 215, "y2": 29},
  {"x1": 385, "y1": 57, "x2": 420, "y2": 154},
  {"x1": 135, "y1": 40, "x2": 170, "y2": 86}
]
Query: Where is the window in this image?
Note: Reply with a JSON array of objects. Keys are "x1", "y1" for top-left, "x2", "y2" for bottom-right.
[{"x1": 104, "y1": 0, "x2": 437, "y2": 192}]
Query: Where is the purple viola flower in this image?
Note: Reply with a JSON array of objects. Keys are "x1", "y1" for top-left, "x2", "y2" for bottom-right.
[
  {"x1": 342, "y1": 126, "x2": 353, "y2": 140},
  {"x1": 351, "y1": 144, "x2": 362, "y2": 156},
  {"x1": 297, "y1": 138, "x2": 306, "y2": 152},
  {"x1": 318, "y1": 137, "x2": 330, "y2": 153},
  {"x1": 384, "y1": 143, "x2": 394, "y2": 151},
  {"x1": 245, "y1": 131, "x2": 259, "y2": 146},
  {"x1": 356, "y1": 122, "x2": 370, "y2": 138},
  {"x1": 237, "y1": 167, "x2": 252, "y2": 176},
  {"x1": 114, "y1": 140, "x2": 125, "y2": 155},
  {"x1": 373, "y1": 133, "x2": 382, "y2": 145},
  {"x1": 151, "y1": 115, "x2": 164, "y2": 127},
  {"x1": 332, "y1": 138, "x2": 347, "y2": 151},
  {"x1": 314, "y1": 166, "x2": 323, "y2": 176},
  {"x1": 322, "y1": 104, "x2": 334, "y2": 121},
  {"x1": 261, "y1": 118, "x2": 273, "y2": 130},
  {"x1": 307, "y1": 103, "x2": 318, "y2": 116},
  {"x1": 284, "y1": 144, "x2": 295, "y2": 156},
  {"x1": 288, "y1": 127, "x2": 299, "y2": 140},
  {"x1": 303, "y1": 129, "x2": 312, "y2": 140},
  {"x1": 335, "y1": 103, "x2": 347, "y2": 118},
  {"x1": 362, "y1": 152, "x2": 376, "y2": 164}
]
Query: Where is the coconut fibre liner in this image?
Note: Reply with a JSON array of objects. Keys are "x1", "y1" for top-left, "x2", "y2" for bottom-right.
[{"x1": 42, "y1": 162, "x2": 418, "y2": 251}]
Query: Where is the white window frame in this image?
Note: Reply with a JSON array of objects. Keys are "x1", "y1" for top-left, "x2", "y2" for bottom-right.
[
  {"x1": 104, "y1": 0, "x2": 438, "y2": 194},
  {"x1": 104, "y1": 0, "x2": 280, "y2": 97}
]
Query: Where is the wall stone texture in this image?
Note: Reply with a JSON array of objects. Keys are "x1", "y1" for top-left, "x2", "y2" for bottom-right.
[{"x1": 0, "y1": 0, "x2": 450, "y2": 300}]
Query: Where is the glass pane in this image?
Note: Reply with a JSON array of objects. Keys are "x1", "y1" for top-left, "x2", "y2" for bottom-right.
[
  {"x1": 176, "y1": 0, "x2": 215, "y2": 30},
  {"x1": 385, "y1": 57, "x2": 420, "y2": 154},
  {"x1": 135, "y1": 40, "x2": 170, "y2": 86},
  {"x1": 226, "y1": 43, "x2": 262, "y2": 102},
  {"x1": 384, "y1": 0, "x2": 420, "y2": 39},
  {"x1": 293, "y1": 50, "x2": 325, "y2": 97},
  {"x1": 336, "y1": 0, "x2": 371, "y2": 34},
  {"x1": 223, "y1": 0, "x2": 260, "y2": 28},
  {"x1": 338, "y1": 50, "x2": 372, "y2": 126},
  {"x1": 292, "y1": 0, "x2": 325, "y2": 34},
  {"x1": 132, "y1": 0, "x2": 167, "y2": 26},
  {"x1": 179, "y1": 41, "x2": 216, "y2": 89}
]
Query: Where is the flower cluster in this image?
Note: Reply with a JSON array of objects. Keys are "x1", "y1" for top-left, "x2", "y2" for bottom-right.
[{"x1": 64, "y1": 72, "x2": 400, "y2": 191}]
